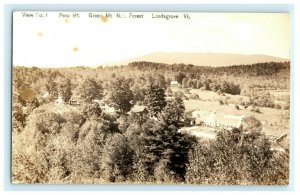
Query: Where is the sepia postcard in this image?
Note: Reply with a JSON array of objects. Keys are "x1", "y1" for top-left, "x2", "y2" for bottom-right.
[{"x1": 12, "y1": 11, "x2": 290, "y2": 185}]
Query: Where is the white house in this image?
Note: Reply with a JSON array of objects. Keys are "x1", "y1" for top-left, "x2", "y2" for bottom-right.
[
  {"x1": 170, "y1": 80, "x2": 179, "y2": 88},
  {"x1": 42, "y1": 91, "x2": 49, "y2": 98},
  {"x1": 191, "y1": 110, "x2": 215, "y2": 126},
  {"x1": 55, "y1": 96, "x2": 64, "y2": 105},
  {"x1": 92, "y1": 99, "x2": 116, "y2": 113},
  {"x1": 191, "y1": 110, "x2": 244, "y2": 129},
  {"x1": 101, "y1": 104, "x2": 116, "y2": 113}
]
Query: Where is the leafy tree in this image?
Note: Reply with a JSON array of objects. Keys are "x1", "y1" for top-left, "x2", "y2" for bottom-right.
[
  {"x1": 186, "y1": 78, "x2": 192, "y2": 88},
  {"x1": 154, "y1": 158, "x2": 177, "y2": 183},
  {"x1": 12, "y1": 108, "x2": 66, "y2": 183},
  {"x1": 75, "y1": 78, "x2": 103, "y2": 102},
  {"x1": 45, "y1": 79, "x2": 58, "y2": 100},
  {"x1": 209, "y1": 82, "x2": 219, "y2": 92},
  {"x1": 108, "y1": 78, "x2": 134, "y2": 113},
  {"x1": 101, "y1": 134, "x2": 135, "y2": 182},
  {"x1": 57, "y1": 78, "x2": 72, "y2": 102},
  {"x1": 154, "y1": 74, "x2": 167, "y2": 89},
  {"x1": 196, "y1": 80, "x2": 203, "y2": 89},
  {"x1": 12, "y1": 103, "x2": 27, "y2": 132},
  {"x1": 166, "y1": 88, "x2": 173, "y2": 97},
  {"x1": 116, "y1": 115, "x2": 130, "y2": 133},
  {"x1": 82, "y1": 102, "x2": 102, "y2": 119},
  {"x1": 241, "y1": 115, "x2": 262, "y2": 133},
  {"x1": 182, "y1": 77, "x2": 188, "y2": 88},
  {"x1": 75, "y1": 117, "x2": 114, "y2": 179},
  {"x1": 161, "y1": 96, "x2": 185, "y2": 126},
  {"x1": 131, "y1": 83, "x2": 146, "y2": 103},
  {"x1": 174, "y1": 91, "x2": 186, "y2": 100},
  {"x1": 174, "y1": 72, "x2": 186, "y2": 84}
]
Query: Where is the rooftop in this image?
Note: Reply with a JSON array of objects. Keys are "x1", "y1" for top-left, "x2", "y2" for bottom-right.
[{"x1": 130, "y1": 105, "x2": 147, "y2": 113}]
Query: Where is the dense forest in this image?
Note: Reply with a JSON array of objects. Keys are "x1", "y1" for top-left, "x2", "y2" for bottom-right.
[
  {"x1": 128, "y1": 61, "x2": 289, "y2": 76},
  {"x1": 12, "y1": 61, "x2": 289, "y2": 184}
]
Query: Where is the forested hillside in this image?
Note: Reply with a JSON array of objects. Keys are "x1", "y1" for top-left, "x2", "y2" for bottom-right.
[{"x1": 12, "y1": 61, "x2": 290, "y2": 184}]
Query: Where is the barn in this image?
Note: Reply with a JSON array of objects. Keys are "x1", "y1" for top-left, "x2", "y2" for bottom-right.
[{"x1": 191, "y1": 110, "x2": 244, "y2": 129}]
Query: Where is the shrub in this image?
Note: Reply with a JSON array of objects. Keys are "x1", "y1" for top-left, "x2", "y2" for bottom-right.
[
  {"x1": 251, "y1": 106, "x2": 261, "y2": 113},
  {"x1": 190, "y1": 93, "x2": 199, "y2": 100},
  {"x1": 241, "y1": 115, "x2": 262, "y2": 133},
  {"x1": 173, "y1": 91, "x2": 184, "y2": 99},
  {"x1": 166, "y1": 88, "x2": 173, "y2": 97},
  {"x1": 250, "y1": 93, "x2": 275, "y2": 108},
  {"x1": 274, "y1": 104, "x2": 281, "y2": 109}
]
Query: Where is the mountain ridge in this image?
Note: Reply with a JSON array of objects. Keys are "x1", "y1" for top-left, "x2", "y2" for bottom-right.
[{"x1": 104, "y1": 52, "x2": 289, "y2": 67}]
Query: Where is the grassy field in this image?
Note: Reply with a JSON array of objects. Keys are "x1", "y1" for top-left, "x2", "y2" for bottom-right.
[
  {"x1": 269, "y1": 89, "x2": 289, "y2": 97},
  {"x1": 188, "y1": 89, "x2": 250, "y2": 104},
  {"x1": 183, "y1": 90, "x2": 290, "y2": 148}
]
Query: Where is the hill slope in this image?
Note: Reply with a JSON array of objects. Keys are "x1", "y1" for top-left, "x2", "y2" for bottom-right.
[{"x1": 112, "y1": 52, "x2": 289, "y2": 67}]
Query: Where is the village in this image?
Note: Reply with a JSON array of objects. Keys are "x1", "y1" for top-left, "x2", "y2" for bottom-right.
[
  {"x1": 46, "y1": 82, "x2": 238, "y2": 134},
  {"x1": 38, "y1": 80, "x2": 286, "y2": 146}
]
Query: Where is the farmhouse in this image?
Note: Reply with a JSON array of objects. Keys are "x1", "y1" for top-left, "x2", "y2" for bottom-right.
[
  {"x1": 69, "y1": 99, "x2": 80, "y2": 106},
  {"x1": 69, "y1": 96, "x2": 81, "y2": 106},
  {"x1": 191, "y1": 110, "x2": 244, "y2": 129},
  {"x1": 92, "y1": 99, "x2": 116, "y2": 113}
]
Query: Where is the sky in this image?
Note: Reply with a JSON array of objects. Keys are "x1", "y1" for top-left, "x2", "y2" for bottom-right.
[{"x1": 13, "y1": 12, "x2": 290, "y2": 67}]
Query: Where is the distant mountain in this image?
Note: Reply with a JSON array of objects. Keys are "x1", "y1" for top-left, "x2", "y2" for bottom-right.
[{"x1": 109, "y1": 52, "x2": 289, "y2": 67}]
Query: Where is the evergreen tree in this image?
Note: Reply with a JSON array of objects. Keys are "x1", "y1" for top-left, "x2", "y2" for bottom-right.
[
  {"x1": 145, "y1": 83, "x2": 167, "y2": 118},
  {"x1": 136, "y1": 120, "x2": 196, "y2": 182}
]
